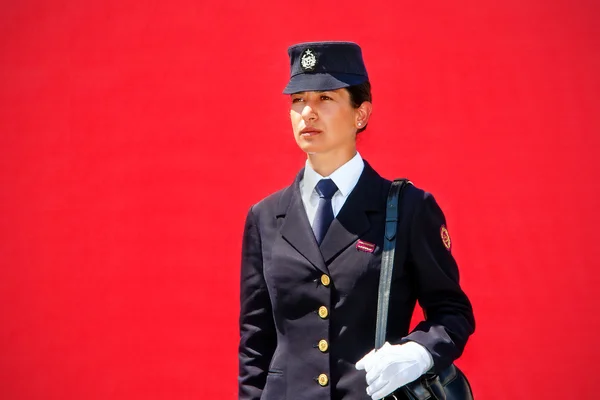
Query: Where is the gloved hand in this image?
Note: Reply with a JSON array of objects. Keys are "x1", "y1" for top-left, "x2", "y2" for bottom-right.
[{"x1": 355, "y1": 341, "x2": 434, "y2": 400}]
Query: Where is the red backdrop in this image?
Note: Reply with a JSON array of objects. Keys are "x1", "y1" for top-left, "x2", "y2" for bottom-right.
[{"x1": 1, "y1": 1, "x2": 599, "y2": 398}]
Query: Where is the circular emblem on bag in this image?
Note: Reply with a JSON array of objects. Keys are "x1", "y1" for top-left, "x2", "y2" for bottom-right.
[
  {"x1": 300, "y1": 48, "x2": 317, "y2": 71},
  {"x1": 440, "y1": 225, "x2": 452, "y2": 251}
]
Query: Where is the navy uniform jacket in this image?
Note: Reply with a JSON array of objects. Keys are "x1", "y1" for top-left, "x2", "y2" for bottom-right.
[{"x1": 238, "y1": 161, "x2": 475, "y2": 400}]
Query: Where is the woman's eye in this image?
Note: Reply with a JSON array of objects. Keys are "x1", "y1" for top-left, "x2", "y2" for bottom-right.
[
  {"x1": 291, "y1": 97, "x2": 304, "y2": 103},
  {"x1": 320, "y1": 95, "x2": 331, "y2": 100}
]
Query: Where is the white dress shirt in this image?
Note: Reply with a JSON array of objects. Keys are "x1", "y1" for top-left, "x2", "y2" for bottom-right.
[{"x1": 299, "y1": 152, "x2": 365, "y2": 227}]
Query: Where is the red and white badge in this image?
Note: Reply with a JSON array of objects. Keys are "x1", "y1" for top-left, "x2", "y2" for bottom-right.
[
  {"x1": 440, "y1": 225, "x2": 452, "y2": 251},
  {"x1": 356, "y1": 240, "x2": 376, "y2": 253}
]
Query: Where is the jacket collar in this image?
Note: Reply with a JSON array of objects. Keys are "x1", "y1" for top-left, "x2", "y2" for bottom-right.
[{"x1": 276, "y1": 160, "x2": 386, "y2": 272}]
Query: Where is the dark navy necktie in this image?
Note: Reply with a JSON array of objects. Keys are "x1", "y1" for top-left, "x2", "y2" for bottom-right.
[{"x1": 313, "y1": 179, "x2": 339, "y2": 245}]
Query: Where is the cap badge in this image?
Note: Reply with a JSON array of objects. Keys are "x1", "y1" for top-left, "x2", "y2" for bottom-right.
[
  {"x1": 440, "y1": 225, "x2": 452, "y2": 251},
  {"x1": 300, "y1": 48, "x2": 317, "y2": 71}
]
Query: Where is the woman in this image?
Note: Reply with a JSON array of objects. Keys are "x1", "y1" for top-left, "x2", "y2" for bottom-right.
[{"x1": 238, "y1": 41, "x2": 475, "y2": 400}]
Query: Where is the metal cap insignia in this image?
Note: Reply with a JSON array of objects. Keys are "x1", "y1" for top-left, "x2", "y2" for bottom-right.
[{"x1": 300, "y1": 48, "x2": 317, "y2": 71}]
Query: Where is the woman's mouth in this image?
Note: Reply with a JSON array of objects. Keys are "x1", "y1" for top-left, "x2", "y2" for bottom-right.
[{"x1": 300, "y1": 127, "x2": 322, "y2": 137}]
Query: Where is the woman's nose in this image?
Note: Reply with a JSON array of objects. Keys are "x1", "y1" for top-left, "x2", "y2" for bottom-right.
[{"x1": 301, "y1": 104, "x2": 317, "y2": 121}]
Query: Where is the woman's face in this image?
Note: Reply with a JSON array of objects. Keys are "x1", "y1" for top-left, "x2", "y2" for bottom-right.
[{"x1": 290, "y1": 89, "x2": 360, "y2": 155}]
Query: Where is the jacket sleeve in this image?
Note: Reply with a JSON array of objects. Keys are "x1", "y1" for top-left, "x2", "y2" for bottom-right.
[
  {"x1": 238, "y1": 206, "x2": 276, "y2": 400},
  {"x1": 401, "y1": 191, "x2": 475, "y2": 373}
]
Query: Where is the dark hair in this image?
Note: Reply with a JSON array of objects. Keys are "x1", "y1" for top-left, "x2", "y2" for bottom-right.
[{"x1": 346, "y1": 81, "x2": 372, "y2": 134}]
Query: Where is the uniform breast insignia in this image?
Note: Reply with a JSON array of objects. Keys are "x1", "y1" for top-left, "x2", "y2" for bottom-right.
[
  {"x1": 356, "y1": 240, "x2": 376, "y2": 253},
  {"x1": 300, "y1": 48, "x2": 317, "y2": 71},
  {"x1": 440, "y1": 225, "x2": 452, "y2": 251}
]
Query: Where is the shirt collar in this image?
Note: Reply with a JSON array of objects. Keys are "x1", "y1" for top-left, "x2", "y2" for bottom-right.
[{"x1": 302, "y1": 152, "x2": 365, "y2": 198}]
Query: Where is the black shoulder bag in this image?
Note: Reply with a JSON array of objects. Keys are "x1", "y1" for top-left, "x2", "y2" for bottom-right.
[{"x1": 375, "y1": 179, "x2": 474, "y2": 400}]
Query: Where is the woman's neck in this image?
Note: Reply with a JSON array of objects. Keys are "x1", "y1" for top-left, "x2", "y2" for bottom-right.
[{"x1": 307, "y1": 147, "x2": 357, "y2": 177}]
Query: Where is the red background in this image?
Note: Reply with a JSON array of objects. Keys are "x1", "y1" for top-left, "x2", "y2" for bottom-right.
[{"x1": 1, "y1": 1, "x2": 599, "y2": 399}]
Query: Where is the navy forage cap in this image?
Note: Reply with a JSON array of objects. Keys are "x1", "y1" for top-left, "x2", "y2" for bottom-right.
[{"x1": 283, "y1": 41, "x2": 369, "y2": 94}]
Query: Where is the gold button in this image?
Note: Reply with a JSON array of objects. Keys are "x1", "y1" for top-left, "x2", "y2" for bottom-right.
[
  {"x1": 318, "y1": 339, "x2": 329, "y2": 352},
  {"x1": 320, "y1": 274, "x2": 331, "y2": 287},
  {"x1": 318, "y1": 373, "x2": 329, "y2": 386},
  {"x1": 318, "y1": 306, "x2": 328, "y2": 319}
]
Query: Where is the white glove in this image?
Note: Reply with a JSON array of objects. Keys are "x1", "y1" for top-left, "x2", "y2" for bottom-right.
[{"x1": 355, "y1": 341, "x2": 434, "y2": 400}]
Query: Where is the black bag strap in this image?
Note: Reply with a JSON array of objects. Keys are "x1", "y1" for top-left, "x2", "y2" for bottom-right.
[
  {"x1": 375, "y1": 178, "x2": 411, "y2": 350},
  {"x1": 375, "y1": 180, "x2": 472, "y2": 400}
]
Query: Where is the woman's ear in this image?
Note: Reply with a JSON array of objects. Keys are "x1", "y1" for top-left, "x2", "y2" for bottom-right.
[{"x1": 355, "y1": 101, "x2": 373, "y2": 127}]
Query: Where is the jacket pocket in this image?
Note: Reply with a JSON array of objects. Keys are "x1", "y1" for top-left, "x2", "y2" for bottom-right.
[
  {"x1": 261, "y1": 370, "x2": 285, "y2": 400},
  {"x1": 267, "y1": 369, "x2": 283, "y2": 375}
]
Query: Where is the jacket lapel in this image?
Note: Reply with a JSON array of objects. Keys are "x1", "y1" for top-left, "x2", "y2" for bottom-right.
[
  {"x1": 319, "y1": 161, "x2": 386, "y2": 264},
  {"x1": 277, "y1": 169, "x2": 328, "y2": 274}
]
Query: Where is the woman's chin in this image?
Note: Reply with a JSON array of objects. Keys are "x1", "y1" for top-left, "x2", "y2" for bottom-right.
[{"x1": 298, "y1": 142, "x2": 324, "y2": 154}]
